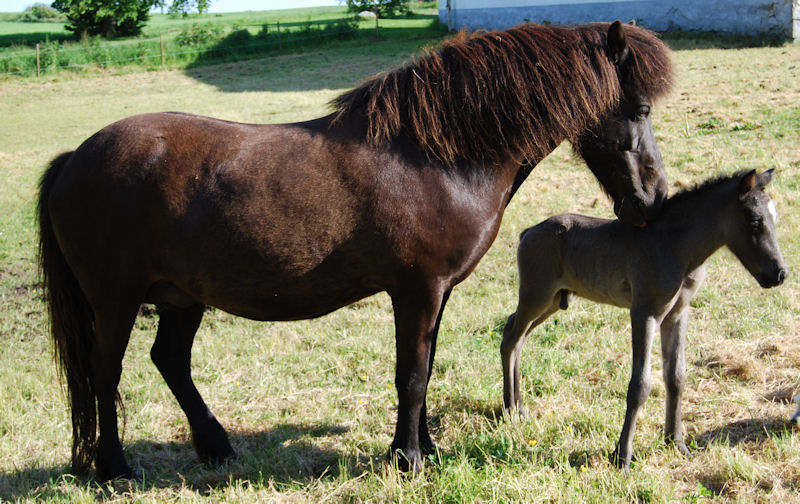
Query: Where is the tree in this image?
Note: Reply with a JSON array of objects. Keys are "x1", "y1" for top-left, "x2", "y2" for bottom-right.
[
  {"x1": 52, "y1": 0, "x2": 156, "y2": 38},
  {"x1": 168, "y1": 0, "x2": 212, "y2": 18},
  {"x1": 51, "y1": 0, "x2": 212, "y2": 38},
  {"x1": 346, "y1": 0, "x2": 410, "y2": 18}
]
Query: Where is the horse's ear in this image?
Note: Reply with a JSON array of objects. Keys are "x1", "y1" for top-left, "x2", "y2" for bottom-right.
[
  {"x1": 628, "y1": 19, "x2": 636, "y2": 26},
  {"x1": 608, "y1": 20, "x2": 630, "y2": 65},
  {"x1": 757, "y1": 168, "x2": 775, "y2": 188},
  {"x1": 739, "y1": 170, "x2": 758, "y2": 194}
]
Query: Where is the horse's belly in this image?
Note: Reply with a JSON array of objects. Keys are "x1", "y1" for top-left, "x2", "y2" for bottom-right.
[{"x1": 204, "y1": 281, "x2": 380, "y2": 321}]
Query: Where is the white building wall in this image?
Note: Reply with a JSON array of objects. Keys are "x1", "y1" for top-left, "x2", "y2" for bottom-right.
[{"x1": 440, "y1": 0, "x2": 797, "y2": 40}]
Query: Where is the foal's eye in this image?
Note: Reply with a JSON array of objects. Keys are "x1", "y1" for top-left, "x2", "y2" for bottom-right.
[{"x1": 636, "y1": 105, "x2": 650, "y2": 118}]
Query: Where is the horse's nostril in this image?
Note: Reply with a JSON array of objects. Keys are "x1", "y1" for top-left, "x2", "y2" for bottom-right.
[{"x1": 777, "y1": 269, "x2": 787, "y2": 285}]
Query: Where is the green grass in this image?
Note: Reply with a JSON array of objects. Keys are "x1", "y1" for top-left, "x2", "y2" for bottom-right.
[
  {"x1": 1, "y1": 25, "x2": 800, "y2": 503},
  {"x1": 0, "y1": 5, "x2": 444, "y2": 77}
]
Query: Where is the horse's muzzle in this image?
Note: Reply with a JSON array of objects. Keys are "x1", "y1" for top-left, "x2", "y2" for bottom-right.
[
  {"x1": 614, "y1": 197, "x2": 653, "y2": 227},
  {"x1": 759, "y1": 267, "x2": 787, "y2": 288}
]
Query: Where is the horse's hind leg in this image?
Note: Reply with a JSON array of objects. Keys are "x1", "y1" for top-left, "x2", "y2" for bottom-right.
[
  {"x1": 150, "y1": 304, "x2": 235, "y2": 464},
  {"x1": 92, "y1": 302, "x2": 141, "y2": 481}
]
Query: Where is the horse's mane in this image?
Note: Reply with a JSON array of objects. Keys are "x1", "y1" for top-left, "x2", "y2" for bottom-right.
[{"x1": 331, "y1": 22, "x2": 673, "y2": 164}]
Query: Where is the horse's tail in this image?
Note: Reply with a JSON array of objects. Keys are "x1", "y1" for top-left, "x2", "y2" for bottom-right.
[{"x1": 38, "y1": 151, "x2": 97, "y2": 475}]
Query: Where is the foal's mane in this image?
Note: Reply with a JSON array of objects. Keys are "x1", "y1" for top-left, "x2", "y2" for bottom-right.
[
  {"x1": 663, "y1": 171, "x2": 749, "y2": 212},
  {"x1": 331, "y1": 22, "x2": 672, "y2": 164}
]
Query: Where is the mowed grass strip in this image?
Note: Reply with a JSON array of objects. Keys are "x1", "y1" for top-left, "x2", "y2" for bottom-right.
[{"x1": 0, "y1": 32, "x2": 799, "y2": 503}]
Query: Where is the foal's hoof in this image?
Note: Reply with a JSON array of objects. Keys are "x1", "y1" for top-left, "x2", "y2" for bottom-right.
[
  {"x1": 609, "y1": 446, "x2": 633, "y2": 475},
  {"x1": 674, "y1": 441, "x2": 691, "y2": 458},
  {"x1": 502, "y1": 404, "x2": 527, "y2": 421}
]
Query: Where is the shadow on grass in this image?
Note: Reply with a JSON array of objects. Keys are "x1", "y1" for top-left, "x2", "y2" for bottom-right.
[
  {"x1": 0, "y1": 32, "x2": 73, "y2": 48},
  {"x1": 660, "y1": 31, "x2": 787, "y2": 51},
  {"x1": 0, "y1": 421, "x2": 379, "y2": 501},
  {"x1": 183, "y1": 19, "x2": 447, "y2": 93},
  {"x1": 690, "y1": 416, "x2": 794, "y2": 449},
  {"x1": 439, "y1": 395, "x2": 506, "y2": 423}
]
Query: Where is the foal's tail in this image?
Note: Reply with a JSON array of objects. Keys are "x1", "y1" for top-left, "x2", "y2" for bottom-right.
[{"x1": 38, "y1": 152, "x2": 97, "y2": 475}]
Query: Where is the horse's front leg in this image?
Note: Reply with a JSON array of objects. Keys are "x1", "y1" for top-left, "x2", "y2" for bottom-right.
[
  {"x1": 418, "y1": 289, "x2": 451, "y2": 456},
  {"x1": 612, "y1": 307, "x2": 657, "y2": 473},
  {"x1": 389, "y1": 283, "x2": 448, "y2": 472}
]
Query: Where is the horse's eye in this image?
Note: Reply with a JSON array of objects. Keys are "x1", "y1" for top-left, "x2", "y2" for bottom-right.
[
  {"x1": 637, "y1": 105, "x2": 650, "y2": 118},
  {"x1": 751, "y1": 219, "x2": 764, "y2": 233}
]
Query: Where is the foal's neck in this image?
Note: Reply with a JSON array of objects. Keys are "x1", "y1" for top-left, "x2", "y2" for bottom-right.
[{"x1": 657, "y1": 184, "x2": 736, "y2": 272}]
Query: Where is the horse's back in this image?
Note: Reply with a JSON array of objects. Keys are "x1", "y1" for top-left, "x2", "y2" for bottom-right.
[
  {"x1": 44, "y1": 112, "x2": 502, "y2": 321},
  {"x1": 45, "y1": 112, "x2": 375, "y2": 317}
]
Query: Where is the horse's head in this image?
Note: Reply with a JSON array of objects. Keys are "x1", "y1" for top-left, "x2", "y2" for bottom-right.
[
  {"x1": 575, "y1": 21, "x2": 670, "y2": 227},
  {"x1": 728, "y1": 169, "x2": 787, "y2": 288}
]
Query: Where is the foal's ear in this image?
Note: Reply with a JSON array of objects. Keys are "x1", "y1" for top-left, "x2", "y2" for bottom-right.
[
  {"x1": 739, "y1": 169, "x2": 758, "y2": 194},
  {"x1": 608, "y1": 20, "x2": 630, "y2": 65},
  {"x1": 757, "y1": 168, "x2": 776, "y2": 188}
]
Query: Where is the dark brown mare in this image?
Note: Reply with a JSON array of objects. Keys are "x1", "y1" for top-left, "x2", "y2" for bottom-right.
[{"x1": 38, "y1": 21, "x2": 673, "y2": 480}]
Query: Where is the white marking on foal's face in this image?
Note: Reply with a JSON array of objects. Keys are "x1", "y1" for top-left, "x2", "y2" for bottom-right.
[{"x1": 767, "y1": 198, "x2": 778, "y2": 224}]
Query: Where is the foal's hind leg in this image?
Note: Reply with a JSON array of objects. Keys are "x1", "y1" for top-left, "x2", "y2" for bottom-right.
[
  {"x1": 150, "y1": 304, "x2": 235, "y2": 464},
  {"x1": 659, "y1": 269, "x2": 704, "y2": 457},
  {"x1": 660, "y1": 306, "x2": 689, "y2": 457},
  {"x1": 92, "y1": 302, "x2": 141, "y2": 481},
  {"x1": 500, "y1": 299, "x2": 559, "y2": 416}
]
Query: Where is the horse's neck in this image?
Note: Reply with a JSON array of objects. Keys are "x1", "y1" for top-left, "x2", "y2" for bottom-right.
[{"x1": 660, "y1": 192, "x2": 732, "y2": 272}]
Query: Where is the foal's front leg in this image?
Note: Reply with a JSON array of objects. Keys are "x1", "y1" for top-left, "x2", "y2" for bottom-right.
[{"x1": 613, "y1": 308, "x2": 657, "y2": 473}]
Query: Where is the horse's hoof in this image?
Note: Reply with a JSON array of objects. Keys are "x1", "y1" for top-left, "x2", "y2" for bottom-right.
[
  {"x1": 193, "y1": 429, "x2": 236, "y2": 465},
  {"x1": 419, "y1": 437, "x2": 437, "y2": 456},
  {"x1": 388, "y1": 446, "x2": 423, "y2": 474},
  {"x1": 95, "y1": 460, "x2": 134, "y2": 483}
]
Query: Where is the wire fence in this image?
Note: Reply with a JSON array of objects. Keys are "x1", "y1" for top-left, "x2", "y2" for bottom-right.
[{"x1": 0, "y1": 17, "x2": 392, "y2": 77}]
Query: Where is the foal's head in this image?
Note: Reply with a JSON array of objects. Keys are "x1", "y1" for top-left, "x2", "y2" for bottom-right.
[
  {"x1": 728, "y1": 169, "x2": 787, "y2": 288},
  {"x1": 575, "y1": 21, "x2": 672, "y2": 227}
]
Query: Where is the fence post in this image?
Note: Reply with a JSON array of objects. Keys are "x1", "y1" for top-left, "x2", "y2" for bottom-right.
[
  {"x1": 277, "y1": 21, "x2": 282, "y2": 50},
  {"x1": 160, "y1": 35, "x2": 165, "y2": 66},
  {"x1": 36, "y1": 43, "x2": 40, "y2": 78}
]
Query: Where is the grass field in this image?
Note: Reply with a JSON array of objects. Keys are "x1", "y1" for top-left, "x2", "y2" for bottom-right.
[
  {"x1": 0, "y1": 4, "x2": 443, "y2": 77},
  {"x1": 1, "y1": 20, "x2": 799, "y2": 503}
]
